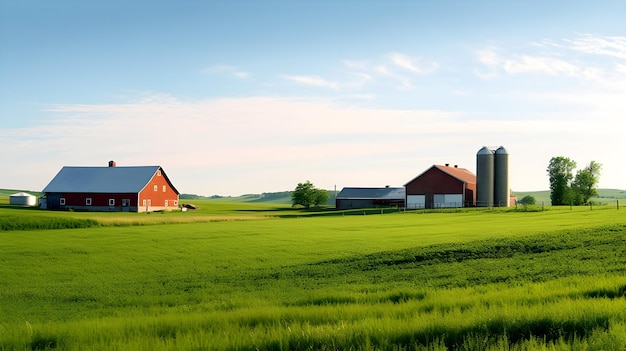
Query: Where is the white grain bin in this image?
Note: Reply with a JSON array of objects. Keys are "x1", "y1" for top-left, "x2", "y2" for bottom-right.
[{"x1": 9, "y1": 192, "x2": 37, "y2": 206}]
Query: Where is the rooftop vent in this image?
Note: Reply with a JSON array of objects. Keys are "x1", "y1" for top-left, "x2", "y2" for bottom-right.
[{"x1": 108, "y1": 160, "x2": 116, "y2": 167}]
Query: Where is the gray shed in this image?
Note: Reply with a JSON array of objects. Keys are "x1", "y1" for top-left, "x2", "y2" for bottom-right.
[{"x1": 335, "y1": 187, "x2": 405, "y2": 210}]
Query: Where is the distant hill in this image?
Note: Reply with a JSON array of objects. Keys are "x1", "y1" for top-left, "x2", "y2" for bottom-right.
[
  {"x1": 181, "y1": 192, "x2": 293, "y2": 204},
  {"x1": 511, "y1": 190, "x2": 551, "y2": 205},
  {"x1": 512, "y1": 188, "x2": 626, "y2": 205},
  {"x1": 181, "y1": 190, "x2": 338, "y2": 205},
  {"x1": 596, "y1": 188, "x2": 626, "y2": 199}
]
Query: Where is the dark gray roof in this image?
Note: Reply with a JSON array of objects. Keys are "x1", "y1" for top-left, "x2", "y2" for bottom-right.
[
  {"x1": 336, "y1": 187, "x2": 405, "y2": 200},
  {"x1": 42, "y1": 166, "x2": 174, "y2": 194}
]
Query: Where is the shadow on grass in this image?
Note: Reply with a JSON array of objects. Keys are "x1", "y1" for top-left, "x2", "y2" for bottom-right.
[{"x1": 0, "y1": 204, "x2": 41, "y2": 210}]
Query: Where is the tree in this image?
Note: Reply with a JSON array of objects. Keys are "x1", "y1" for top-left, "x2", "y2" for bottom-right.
[
  {"x1": 547, "y1": 157, "x2": 576, "y2": 206},
  {"x1": 291, "y1": 181, "x2": 328, "y2": 209},
  {"x1": 312, "y1": 188, "x2": 329, "y2": 207},
  {"x1": 518, "y1": 195, "x2": 536, "y2": 206},
  {"x1": 571, "y1": 161, "x2": 602, "y2": 205}
]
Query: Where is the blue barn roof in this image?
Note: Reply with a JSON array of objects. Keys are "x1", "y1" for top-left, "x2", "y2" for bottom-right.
[{"x1": 42, "y1": 166, "x2": 178, "y2": 194}]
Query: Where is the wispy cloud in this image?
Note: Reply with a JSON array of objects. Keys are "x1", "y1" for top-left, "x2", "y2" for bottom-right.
[
  {"x1": 478, "y1": 34, "x2": 626, "y2": 83},
  {"x1": 474, "y1": 42, "x2": 607, "y2": 81},
  {"x1": 281, "y1": 53, "x2": 437, "y2": 94},
  {"x1": 503, "y1": 55, "x2": 579, "y2": 76},
  {"x1": 203, "y1": 64, "x2": 252, "y2": 78},
  {"x1": 282, "y1": 75, "x2": 340, "y2": 90},
  {"x1": 388, "y1": 52, "x2": 438, "y2": 74},
  {"x1": 565, "y1": 34, "x2": 626, "y2": 59}
]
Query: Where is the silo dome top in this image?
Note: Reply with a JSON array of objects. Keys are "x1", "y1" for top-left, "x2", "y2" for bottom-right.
[
  {"x1": 495, "y1": 146, "x2": 509, "y2": 155},
  {"x1": 477, "y1": 146, "x2": 494, "y2": 155}
]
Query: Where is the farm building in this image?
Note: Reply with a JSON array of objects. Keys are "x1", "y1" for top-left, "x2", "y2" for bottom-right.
[
  {"x1": 41, "y1": 161, "x2": 179, "y2": 212},
  {"x1": 9, "y1": 192, "x2": 37, "y2": 206},
  {"x1": 404, "y1": 164, "x2": 476, "y2": 209},
  {"x1": 335, "y1": 187, "x2": 405, "y2": 210}
]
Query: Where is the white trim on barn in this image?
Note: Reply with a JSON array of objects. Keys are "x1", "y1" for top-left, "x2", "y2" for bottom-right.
[
  {"x1": 407, "y1": 195, "x2": 425, "y2": 209},
  {"x1": 434, "y1": 194, "x2": 463, "y2": 208}
]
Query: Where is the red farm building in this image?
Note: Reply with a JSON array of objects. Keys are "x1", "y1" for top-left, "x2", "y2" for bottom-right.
[
  {"x1": 41, "y1": 161, "x2": 179, "y2": 212},
  {"x1": 404, "y1": 164, "x2": 476, "y2": 209}
]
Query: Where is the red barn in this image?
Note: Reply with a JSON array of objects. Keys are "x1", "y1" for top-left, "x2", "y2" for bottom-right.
[
  {"x1": 404, "y1": 164, "x2": 476, "y2": 209},
  {"x1": 41, "y1": 161, "x2": 179, "y2": 212}
]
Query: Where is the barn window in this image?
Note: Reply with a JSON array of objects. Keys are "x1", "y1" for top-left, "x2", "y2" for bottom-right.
[
  {"x1": 174, "y1": 200, "x2": 178, "y2": 206},
  {"x1": 86, "y1": 198, "x2": 92, "y2": 206},
  {"x1": 165, "y1": 200, "x2": 168, "y2": 206},
  {"x1": 60, "y1": 198, "x2": 66, "y2": 206},
  {"x1": 142, "y1": 199, "x2": 146, "y2": 206},
  {"x1": 122, "y1": 199, "x2": 130, "y2": 207},
  {"x1": 154, "y1": 185, "x2": 157, "y2": 191},
  {"x1": 162, "y1": 185, "x2": 166, "y2": 192},
  {"x1": 109, "y1": 199, "x2": 115, "y2": 206},
  {"x1": 157, "y1": 170, "x2": 161, "y2": 176}
]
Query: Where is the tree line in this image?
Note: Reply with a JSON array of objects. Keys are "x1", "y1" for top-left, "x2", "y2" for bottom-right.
[{"x1": 547, "y1": 157, "x2": 601, "y2": 206}]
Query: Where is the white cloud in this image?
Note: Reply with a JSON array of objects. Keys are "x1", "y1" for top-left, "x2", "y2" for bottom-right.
[
  {"x1": 473, "y1": 39, "x2": 625, "y2": 85},
  {"x1": 476, "y1": 47, "x2": 502, "y2": 67},
  {"x1": 565, "y1": 34, "x2": 626, "y2": 59},
  {"x1": 475, "y1": 46, "x2": 582, "y2": 77},
  {"x1": 503, "y1": 55, "x2": 580, "y2": 76},
  {"x1": 282, "y1": 75, "x2": 340, "y2": 90},
  {"x1": 388, "y1": 52, "x2": 438, "y2": 74}
]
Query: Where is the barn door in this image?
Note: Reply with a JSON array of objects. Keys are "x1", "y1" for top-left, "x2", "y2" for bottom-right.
[{"x1": 122, "y1": 199, "x2": 130, "y2": 212}]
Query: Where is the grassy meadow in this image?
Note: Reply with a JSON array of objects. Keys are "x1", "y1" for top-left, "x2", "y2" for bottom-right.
[{"x1": 1, "y1": 198, "x2": 626, "y2": 350}]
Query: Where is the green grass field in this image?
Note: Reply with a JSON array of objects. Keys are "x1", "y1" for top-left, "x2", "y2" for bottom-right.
[{"x1": 1, "y1": 198, "x2": 626, "y2": 350}]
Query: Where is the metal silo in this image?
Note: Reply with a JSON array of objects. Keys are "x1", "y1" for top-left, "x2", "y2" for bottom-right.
[
  {"x1": 494, "y1": 146, "x2": 509, "y2": 207},
  {"x1": 476, "y1": 146, "x2": 494, "y2": 207}
]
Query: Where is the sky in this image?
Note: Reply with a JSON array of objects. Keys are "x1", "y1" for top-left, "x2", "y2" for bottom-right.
[{"x1": 1, "y1": 1, "x2": 626, "y2": 196}]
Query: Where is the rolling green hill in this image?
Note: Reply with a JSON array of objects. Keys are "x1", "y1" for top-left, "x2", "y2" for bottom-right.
[
  {"x1": 182, "y1": 190, "x2": 338, "y2": 205},
  {"x1": 512, "y1": 188, "x2": 626, "y2": 206}
]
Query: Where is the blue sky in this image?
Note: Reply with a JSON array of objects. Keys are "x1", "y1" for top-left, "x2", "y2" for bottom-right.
[{"x1": 2, "y1": 1, "x2": 626, "y2": 196}]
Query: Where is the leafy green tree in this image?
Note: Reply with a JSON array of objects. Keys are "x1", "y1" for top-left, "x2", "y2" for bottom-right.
[
  {"x1": 312, "y1": 188, "x2": 329, "y2": 207},
  {"x1": 547, "y1": 157, "x2": 576, "y2": 206},
  {"x1": 518, "y1": 195, "x2": 536, "y2": 205},
  {"x1": 291, "y1": 181, "x2": 328, "y2": 209},
  {"x1": 571, "y1": 161, "x2": 602, "y2": 205}
]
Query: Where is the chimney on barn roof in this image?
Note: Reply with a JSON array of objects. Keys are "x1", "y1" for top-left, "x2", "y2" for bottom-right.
[
  {"x1": 108, "y1": 160, "x2": 116, "y2": 167},
  {"x1": 445, "y1": 163, "x2": 449, "y2": 167},
  {"x1": 454, "y1": 165, "x2": 458, "y2": 168}
]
